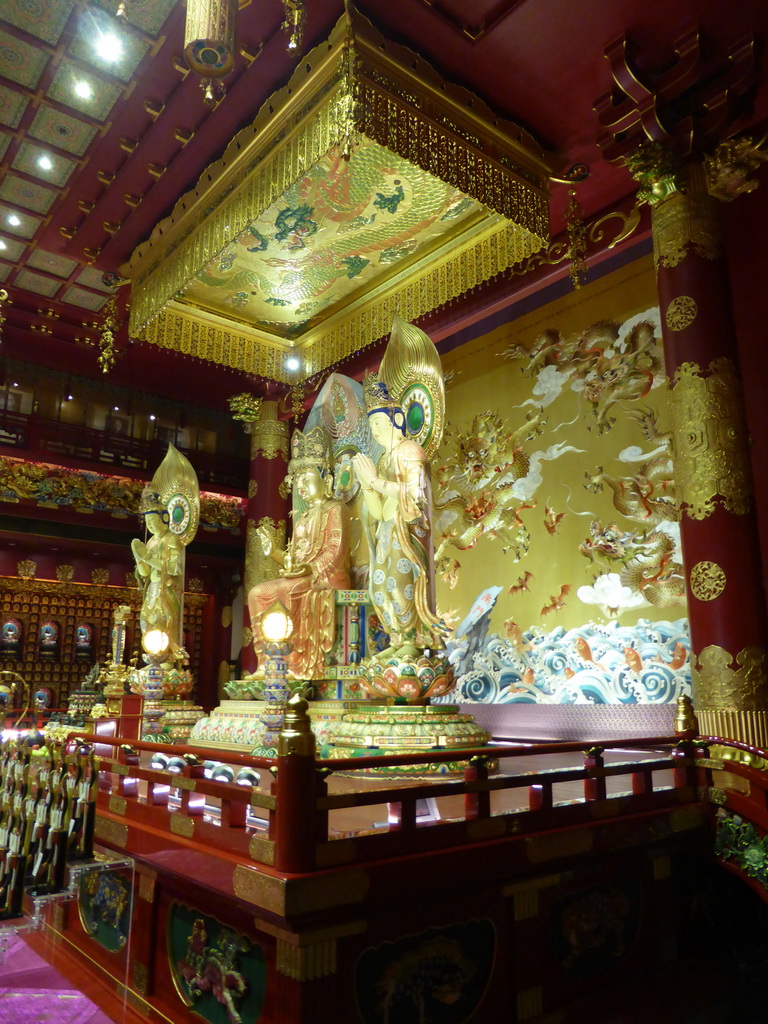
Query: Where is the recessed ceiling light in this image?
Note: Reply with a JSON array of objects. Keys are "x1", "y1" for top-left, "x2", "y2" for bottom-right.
[
  {"x1": 0, "y1": 241, "x2": 6, "y2": 251},
  {"x1": 66, "y1": 394, "x2": 73, "y2": 401},
  {"x1": 7, "y1": 214, "x2": 21, "y2": 227},
  {"x1": 12, "y1": 382, "x2": 18, "y2": 387},
  {"x1": 285, "y1": 355, "x2": 300, "y2": 371},
  {"x1": 113, "y1": 405, "x2": 119, "y2": 411},
  {"x1": 95, "y1": 32, "x2": 122, "y2": 61},
  {"x1": 149, "y1": 414, "x2": 156, "y2": 421},
  {"x1": 37, "y1": 155, "x2": 53, "y2": 171},
  {"x1": 74, "y1": 79, "x2": 92, "y2": 99}
]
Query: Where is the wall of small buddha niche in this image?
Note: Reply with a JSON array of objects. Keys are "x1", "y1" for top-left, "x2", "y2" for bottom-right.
[
  {"x1": 0, "y1": 575, "x2": 210, "y2": 709},
  {"x1": 433, "y1": 256, "x2": 690, "y2": 706}
]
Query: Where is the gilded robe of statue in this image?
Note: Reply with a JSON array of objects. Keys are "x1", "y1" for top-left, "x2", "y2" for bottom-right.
[
  {"x1": 131, "y1": 444, "x2": 199, "y2": 661},
  {"x1": 248, "y1": 497, "x2": 351, "y2": 679},
  {"x1": 131, "y1": 517, "x2": 185, "y2": 657},
  {"x1": 357, "y1": 430, "x2": 444, "y2": 649}
]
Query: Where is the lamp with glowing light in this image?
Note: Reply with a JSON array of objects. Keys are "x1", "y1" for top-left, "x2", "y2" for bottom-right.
[
  {"x1": 256, "y1": 601, "x2": 294, "y2": 754},
  {"x1": 141, "y1": 629, "x2": 169, "y2": 739}
]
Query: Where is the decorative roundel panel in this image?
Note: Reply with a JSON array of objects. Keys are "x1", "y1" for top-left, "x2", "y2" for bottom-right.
[
  {"x1": 401, "y1": 384, "x2": 434, "y2": 450},
  {"x1": 333, "y1": 448, "x2": 361, "y2": 503},
  {"x1": 184, "y1": 40, "x2": 233, "y2": 76},
  {"x1": 167, "y1": 493, "x2": 192, "y2": 535}
]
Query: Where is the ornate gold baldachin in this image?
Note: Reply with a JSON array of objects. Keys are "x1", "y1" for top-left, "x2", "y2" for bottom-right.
[
  {"x1": 689, "y1": 560, "x2": 726, "y2": 601},
  {"x1": 665, "y1": 296, "x2": 697, "y2": 331},
  {"x1": 652, "y1": 191, "x2": 723, "y2": 268},
  {"x1": 668, "y1": 358, "x2": 752, "y2": 518},
  {"x1": 692, "y1": 645, "x2": 768, "y2": 710},
  {"x1": 125, "y1": 15, "x2": 551, "y2": 380}
]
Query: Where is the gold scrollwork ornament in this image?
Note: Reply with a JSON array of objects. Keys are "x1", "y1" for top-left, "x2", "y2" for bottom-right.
[
  {"x1": 665, "y1": 296, "x2": 697, "y2": 332},
  {"x1": 668, "y1": 358, "x2": 752, "y2": 519},
  {"x1": 689, "y1": 560, "x2": 726, "y2": 601}
]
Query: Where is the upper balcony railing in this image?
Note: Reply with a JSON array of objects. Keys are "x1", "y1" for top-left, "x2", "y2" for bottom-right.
[{"x1": 0, "y1": 409, "x2": 247, "y2": 491}]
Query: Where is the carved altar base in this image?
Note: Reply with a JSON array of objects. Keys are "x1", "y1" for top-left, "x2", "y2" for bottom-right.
[
  {"x1": 188, "y1": 700, "x2": 268, "y2": 752},
  {"x1": 160, "y1": 700, "x2": 207, "y2": 743},
  {"x1": 321, "y1": 703, "x2": 493, "y2": 776}
]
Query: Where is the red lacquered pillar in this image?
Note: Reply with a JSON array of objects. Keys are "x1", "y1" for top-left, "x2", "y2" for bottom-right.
[
  {"x1": 239, "y1": 401, "x2": 289, "y2": 675},
  {"x1": 648, "y1": 160, "x2": 768, "y2": 746}
]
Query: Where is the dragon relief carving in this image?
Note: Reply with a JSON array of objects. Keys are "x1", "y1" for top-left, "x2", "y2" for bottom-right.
[
  {"x1": 582, "y1": 408, "x2": 685, "y2": 609},
  {"x1": 433, "y1": 410, "x2": 545, "y2": 586},
  {"x1": 504, "y1": 314, "x2": 664, "y2": 433}
]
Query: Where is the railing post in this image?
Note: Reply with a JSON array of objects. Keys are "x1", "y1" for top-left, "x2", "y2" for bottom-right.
[
  {"x1": 116, "y1": 744, "x2": 139, "y2": 798},
  {"x1": 464, "y1": 755, "x2": 490, "y2": 820},
  {"x1": 273, "y1": 695, "x2": 318, "y2": 874},
  {"x1": 583, "y1": 747, "x2": 606, "y2": 801}
]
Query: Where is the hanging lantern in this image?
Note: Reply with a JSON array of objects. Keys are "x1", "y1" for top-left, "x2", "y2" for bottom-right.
[{"x1": 184, "y1": 0, "x2": 238, "y2": 83}]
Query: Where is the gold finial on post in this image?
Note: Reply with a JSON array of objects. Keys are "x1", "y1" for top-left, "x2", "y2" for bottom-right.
[
  {"x1": 674, "y1": 694, "x2": 698, "y2": 736},
  {"x1": 278, "y1": 693, "x2": 315, "y2": 757}
]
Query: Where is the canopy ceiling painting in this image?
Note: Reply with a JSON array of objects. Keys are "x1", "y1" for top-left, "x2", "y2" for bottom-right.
[{"x1": 122, "y1": 12, "x2": 554, "y2": 383}]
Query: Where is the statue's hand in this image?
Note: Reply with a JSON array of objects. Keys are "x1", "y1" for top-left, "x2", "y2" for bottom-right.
[
  {"x1": 282, "y1": 563, "x2": 311, "y2": 578},
  {"x1": 352, "y1": 453, "x2": 377, "y2": 489}
]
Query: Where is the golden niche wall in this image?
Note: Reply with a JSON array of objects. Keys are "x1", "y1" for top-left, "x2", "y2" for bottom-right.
[{"x1": 0, "y1": 578, "x2": 208, "y2": 707}]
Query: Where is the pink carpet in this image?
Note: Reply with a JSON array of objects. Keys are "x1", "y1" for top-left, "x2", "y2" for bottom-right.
[{"x1": 0, "y1": 931, "x2": 117, "y2": 1024}]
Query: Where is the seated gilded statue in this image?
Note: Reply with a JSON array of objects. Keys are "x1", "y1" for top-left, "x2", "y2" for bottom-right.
[{"x1": 247, "y1": 427, "x2": 351, "y2": 679}]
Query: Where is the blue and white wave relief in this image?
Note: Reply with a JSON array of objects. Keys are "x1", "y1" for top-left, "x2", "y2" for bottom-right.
[{"x1": 436, "y1": 618, "x2": 691, "y2": 705}]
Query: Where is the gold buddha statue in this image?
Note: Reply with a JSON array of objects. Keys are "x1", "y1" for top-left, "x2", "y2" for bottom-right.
[{"x1": 248, "y1": 426, "x2": 351, "y2": 679}]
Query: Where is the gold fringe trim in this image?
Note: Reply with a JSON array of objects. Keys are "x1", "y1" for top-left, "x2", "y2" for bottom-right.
[{"x1": 698, "y1": 709, "x2": 768, "y2": 751}]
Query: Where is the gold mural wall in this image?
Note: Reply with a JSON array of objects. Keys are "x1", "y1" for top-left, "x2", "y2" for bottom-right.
[{"x1": 434, "y1": 256, "x2": 686, "y2": 635}]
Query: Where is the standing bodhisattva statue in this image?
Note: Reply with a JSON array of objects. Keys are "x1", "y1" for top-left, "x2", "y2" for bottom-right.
[
  {"x1": 132, "y1": 444, "x2": 200, "y2": 661},
  {"x1": 352, "y1": 315, "x2": 447, "y2": 655}
]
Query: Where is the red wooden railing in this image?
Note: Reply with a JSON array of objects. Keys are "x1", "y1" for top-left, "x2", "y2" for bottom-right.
[
  {"x1": 66, "y1": 731, "x2": 706, "y2": 876},
  {"x1": 0, "y1": 409, "x2": 247, "y2": 491}
]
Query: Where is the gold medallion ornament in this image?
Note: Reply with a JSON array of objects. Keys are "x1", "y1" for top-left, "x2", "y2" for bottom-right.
[
  {"x1": 651, "y1": 190, "x2": 723, "y2": 269},
  {"x1": 689, "y1": 560, "x2": 726, "y2": 601},
  {"x1": 668, "y1": 358, "x2": 752, "y2": 519},
  {"x1": 665, "y1": 296, "x2": 697, "y2": 332},
  {"x1": 248, "y1": 480, "x2": 258, "y2": 500},
  {"x1": 242, "y1": 625, "x2": 254, "y2": 650},
  {"x1": 16, "y1": 559, "x2": 36, "y2": 579}
]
